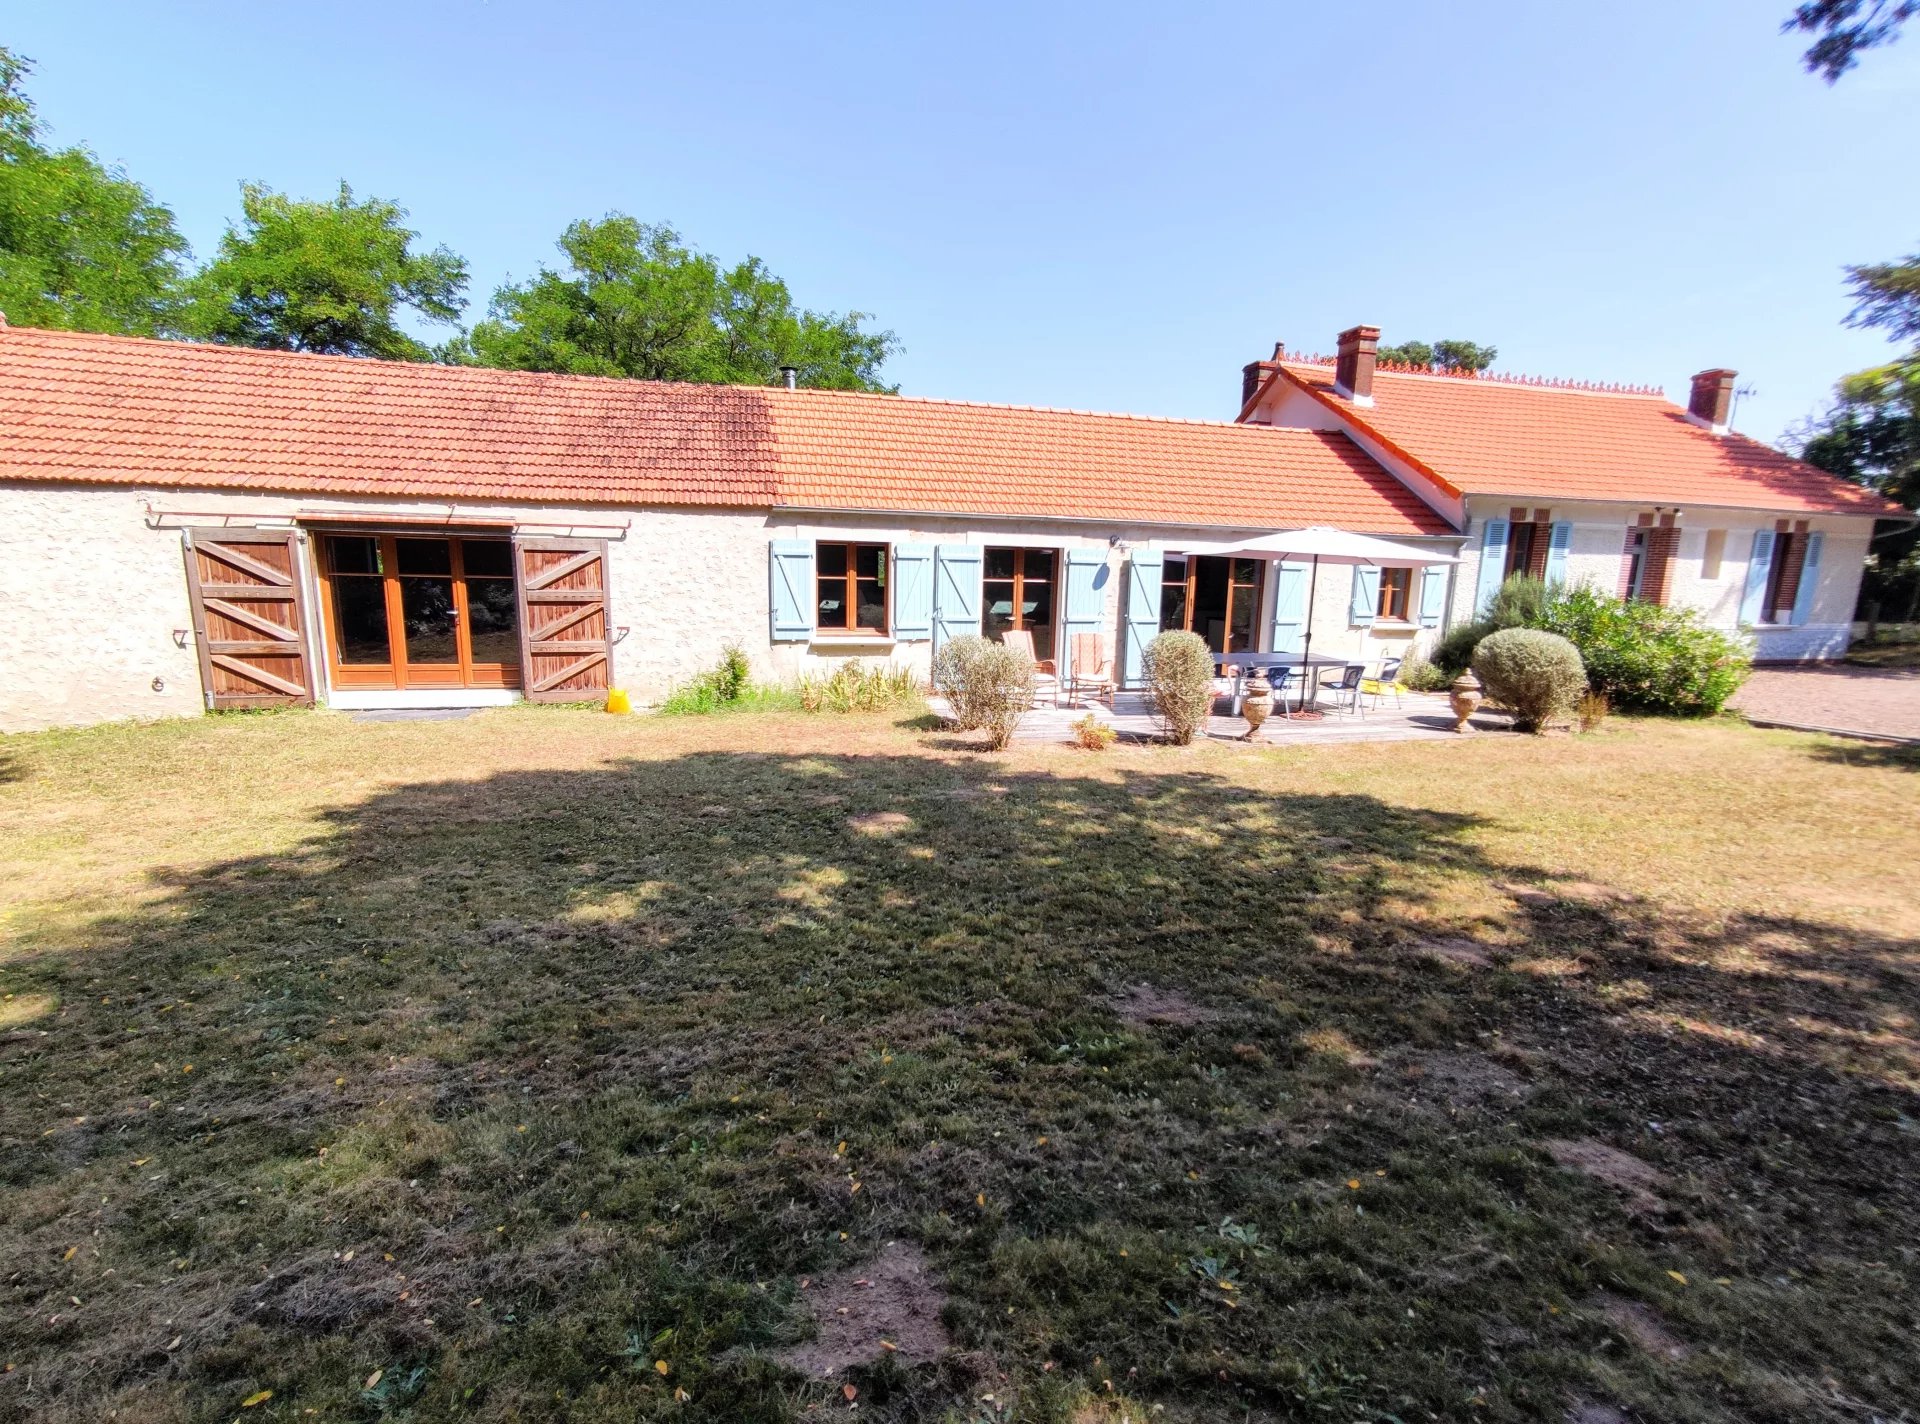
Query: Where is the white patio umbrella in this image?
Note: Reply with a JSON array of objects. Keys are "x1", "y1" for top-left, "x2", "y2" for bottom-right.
[{"x1": 1174, "y1": 527, "x2": 1460, "y2": 708}]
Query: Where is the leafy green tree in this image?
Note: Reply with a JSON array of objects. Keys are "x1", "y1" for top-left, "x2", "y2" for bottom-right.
[
  {"x1": 466, "y1": 215, "x2": 896, "y2": 390},
  {"x1": 0, "y1": 48, "x2": 189, "y2": 335},
  {"x1": 1785, "y1": 0, "x2": 1915, "y2": 81},
  {"x1": 1844, "y1": 248, "x2": 1920, "y2": 346},
  {"x1": 181, "y1": 182, "x2": 467, "y2": 359},
  {"x1": 1377, "y1": 337, "x2": 1498, "y2": 373}
]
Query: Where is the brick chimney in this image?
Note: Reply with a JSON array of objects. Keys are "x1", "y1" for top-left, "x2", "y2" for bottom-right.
[
  {"x1": 1241, "y1": 341, "x2": 1285, "y2": 409},
  {"x1": 1334, "y1": 325, "x2": 1380, "y2": 406},
  {"x1": 1686, "y1": 368, "x2": 1736, "y2": 434}
]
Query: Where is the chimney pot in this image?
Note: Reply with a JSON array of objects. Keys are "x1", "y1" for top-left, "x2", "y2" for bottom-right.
[
  {"x1": 1334, "y1": 325, "x2": 1380, "y2": 406},
  {"x1": 1687, "y1": 368, "x2": 1736, "y2": 433},
  {"x1": 778, "y1": 364, "x2": 799, "y2": 390}
]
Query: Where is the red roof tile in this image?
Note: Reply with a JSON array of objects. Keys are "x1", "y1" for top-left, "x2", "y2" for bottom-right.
[
  {"x1": 0, "y1": 325, "x2": 780, "y2": 506},
  {"x1": 1272, "y1": 360, "x2": 1905, "y2": 518},
  {"x1": 765, "y1": 386, "x2": 1450, "y2": 534},
  {"x1": 0, "y1": 325, "x2": 1454, "y2": 536}
]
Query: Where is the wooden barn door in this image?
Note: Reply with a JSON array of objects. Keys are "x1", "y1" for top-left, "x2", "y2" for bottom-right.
[
  {"x1": 513, "y1": 537, "x2": 613, "y2": 702},
  {"x1": 182, "y1": 528, "x2": 316, "y2": 709}
]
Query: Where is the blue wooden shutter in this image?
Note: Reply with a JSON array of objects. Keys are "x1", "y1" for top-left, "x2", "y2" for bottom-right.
[
  {"x1": 1121, "y1": 547, "x2": 1162, "y2": 687},
  {"x1": 1738, "y1": 529, "x2": 1774, "y2": 625},
  {"x1": 769, "y1": 539, "x2": 815, "y2": 641},
  {"x1": 932, "y1": 544, "x2": 983, "y2": 650},
  {"x1": 1544, "y1": 521, "x2": 1572, "y2": 585},
  {"x1": 1417, "y1": 566, "x2": 1447, "y2": 627},
  {"x1": 1268, "y1": 560, "x2": 1309, "y2": 652},
  {"x1": 1062, "y1": 547, "x2": 1107, "y2": 647},
  {"x1": 890, "y1": 543, "x2": 934, "y2": 639},
  {"x1": 1473, "y1": 518, "x2": 1509, "y2": 615},
  {"x1": 1791, "y1": 532, "x2": 1824, "y2": 625},
  {"x1": 1350, "y1": 566, "x2": 1381, "y2": 627}
]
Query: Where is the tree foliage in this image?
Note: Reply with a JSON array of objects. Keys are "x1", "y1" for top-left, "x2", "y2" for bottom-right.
[
  {"x1": 465, "y1": 215, "x2": 897, "y2": 390},
  {"x1": 1376, "y1": 337, "x2": 1498, "y2": 373},
  {"x1": 181, "y1": 182, "x2": 468, "y2": 359},
  {"x1": 0, "y1": 47, "x2": 189, "y2": 335},
  {"x1": 1844, "y1": 248, "x2": 1920, "y2": 346},
  {"x1": 1785, "y1": 0, "x2": 1916, "y2": 81}
]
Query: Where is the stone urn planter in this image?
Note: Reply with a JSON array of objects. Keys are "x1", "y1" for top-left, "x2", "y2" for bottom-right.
[
  {"x1": 1241, "y1": 669, "x2": 1274, "y2": 740},
  {"x1": 1448, "y1": 671, "x2": 1483, "y2": 732}
]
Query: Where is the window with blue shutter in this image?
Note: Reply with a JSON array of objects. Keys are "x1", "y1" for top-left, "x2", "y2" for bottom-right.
[
  {"x1": 1472, "y1": 517, "x2": 1510, "y2": 615},
  {"x1": 1417, "y1": 566, "x2": 1447, "y2": 627},
  {"x1": 1268, "y1": 561, "x2": 1309, "y2": 652},
  {"x1": 1062, "y1": 547, "x2": 1107, "y2": 648},
  {"x1": 1121, "y1": 547, "x2": 1161, "y2": 686},
  {"x1": 1791, "y1": 532, "x2": 1824, "y2": 625},
  {"x1": 1350, "y1": 566, "x2": 1381, "y2": 627},
  {"x1": 1738, "y1": 529, "x2": 1774, "y2": 625},
  {"x1": 769, "y1": 539, "x2": 815, "y2": 641},
  {"x1": 1544, "y1": 521, "x2": 1572, "y2": 585},
  {"x1": 891, "y1": 544, "x2": 934, "y2": 639},
  {"x1": 932, "y1": 545, "x2": 983, "y2": 651}
]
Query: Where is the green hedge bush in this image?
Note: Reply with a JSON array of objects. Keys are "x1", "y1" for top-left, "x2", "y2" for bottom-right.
[
  {"x1": 1539, "y1": 584, "x2": 1751, "y2": 715},
  {"x1": 1471, "y1": 628, "x2": 1587, "y2": 733},
  {"x1": 1436, "y1": 575, "x2": 1752, "y2": 715}
]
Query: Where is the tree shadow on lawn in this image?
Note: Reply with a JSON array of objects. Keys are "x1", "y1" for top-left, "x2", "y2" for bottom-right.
[
  {"x1": 1801, "y1": 738, "x2": 1920, "y2": 773},
  {"x1": 2, "y1": 752, "x2": 1917, "y2": 1424}
]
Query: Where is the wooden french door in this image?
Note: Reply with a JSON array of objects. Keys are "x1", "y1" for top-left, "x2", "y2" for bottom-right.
[
  {"x1": 1159, "y1": 555, "x2": 1264, "y2": 653},
  {"x1": 316, "y1": 533, "x2": 523, "y2": 690}
]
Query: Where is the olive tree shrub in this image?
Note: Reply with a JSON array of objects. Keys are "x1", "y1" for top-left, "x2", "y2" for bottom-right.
[
  {"x1": 1143, "y1": 631, "x2": 1216, "y2": 745},
  {"x1": 1471, "y1": 628, "x2": 1587, "y2": 733},
  {"x1": 933, "y1": 634, "x2": 1034, "y2": 749}
]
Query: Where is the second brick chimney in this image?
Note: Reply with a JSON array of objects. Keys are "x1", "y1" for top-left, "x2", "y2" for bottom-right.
[
  {"x1": 1686, "y1": 368, "x2": 1736, "y2": 434},
  {"x1": 1334, "y1": 325, "x2": 1380, "y2": 406}
]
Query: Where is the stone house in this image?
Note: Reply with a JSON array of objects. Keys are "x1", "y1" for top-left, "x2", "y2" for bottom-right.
[{"x1": 0, "y1": 322, "x2": 1901, "y2": 733}]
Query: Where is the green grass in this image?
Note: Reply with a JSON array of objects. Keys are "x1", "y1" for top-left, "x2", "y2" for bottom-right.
[
  {"x1": 1, "y1": 710, "x2": 1916, "y2": 1422},
  {"x1": 656, "y1": 681, "x2": 806, "y2": 716}
]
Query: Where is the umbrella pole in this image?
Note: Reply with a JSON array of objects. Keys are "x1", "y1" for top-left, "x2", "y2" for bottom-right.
[{"x1": 1299, "y1": 554, "x2": 1320, "y2": 711}]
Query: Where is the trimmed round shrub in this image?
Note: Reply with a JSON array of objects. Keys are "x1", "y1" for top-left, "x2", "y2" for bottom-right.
[
  {"x1": 1143, "y1": 630, "x2": 1215, "y2": 745},
  {"x1": 933, "y1": 634, "x2": 1034, "y2": 748},
  {"x1": 932, "y1": 634, "x2": 994, "y2": 729},
  {"x1": 1471, "y1": 627, "x2": 1587, "y2": 733}
]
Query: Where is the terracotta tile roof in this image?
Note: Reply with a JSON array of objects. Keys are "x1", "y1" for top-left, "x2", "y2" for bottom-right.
[
  {"x1": 1272, "y1": 359, "x2": 1906, "y2": 518},
  {"x1": 764, "y1": 386, "x2": 1451, "y2": 534},
  {"x1": 0, "y1": 324, "x2": 781, "y2": 505},
  {"x1": 0, "y1": 325, "x2": 1455, "y2": 535}
]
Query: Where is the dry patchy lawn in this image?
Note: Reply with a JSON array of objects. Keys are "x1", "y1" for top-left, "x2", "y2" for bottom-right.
[{"x1": 1, "y1": 708, "x2": 1917, "y2": 1423}]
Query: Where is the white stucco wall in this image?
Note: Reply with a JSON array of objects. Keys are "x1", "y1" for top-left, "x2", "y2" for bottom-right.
[
  {"x1": 8, "y1": 482, "x2": 1436, "y2": 733},
  {"x1": 1448, "y1": 497, "x2": 1872, "y2": 660}
]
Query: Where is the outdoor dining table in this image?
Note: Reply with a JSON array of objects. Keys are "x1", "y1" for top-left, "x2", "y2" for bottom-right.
[{"x1": 1213, "y1": 651, "x2": 1357, "y2": 714}]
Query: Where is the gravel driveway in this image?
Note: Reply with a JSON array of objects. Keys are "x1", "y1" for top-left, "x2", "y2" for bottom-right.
[{"x1": 1731, "y1": 664, "x2": 1920, "y2": 740}]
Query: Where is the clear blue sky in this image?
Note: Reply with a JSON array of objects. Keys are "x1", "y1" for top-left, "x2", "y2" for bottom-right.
[{"x1": 10, "y1": 1, "x2": 1917, "y2": 442}]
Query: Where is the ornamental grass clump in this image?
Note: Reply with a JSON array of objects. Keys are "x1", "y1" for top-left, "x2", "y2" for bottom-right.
[
  {"x1": 933, "y1": 634, "x2": 1034, "y2": 749},
  {"x1": 1144, "y1": 630, "x2": 1216, "y2": 745},
  {"x1": 1471, "y1": 627, "x2": 1587, "y2": 733}
]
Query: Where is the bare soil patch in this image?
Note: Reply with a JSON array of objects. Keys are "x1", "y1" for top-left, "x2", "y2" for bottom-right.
[
  {"x1": 1594, "y1": 1291, "x2": 1690, "y2": 1361},
  {"x1": 846, "y1": 810, "x2": 913, "y2": 837},
  {"x1": 1409, "y1": 936, "x2": 1497, "y2": 969},
  {"x1": 778, "y1": 1240, "x2": 950, "y2": 1379},
  {"x1": 1108, "y1": 982, "x2": 1223, "y2": 1028},
  {"x1": 1544, "y1": 1138, "x2": 1667, "y2": 1214},
  {"x1": 1391, "y1": 1049, "x2": 1532, "y2": 1111}
]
